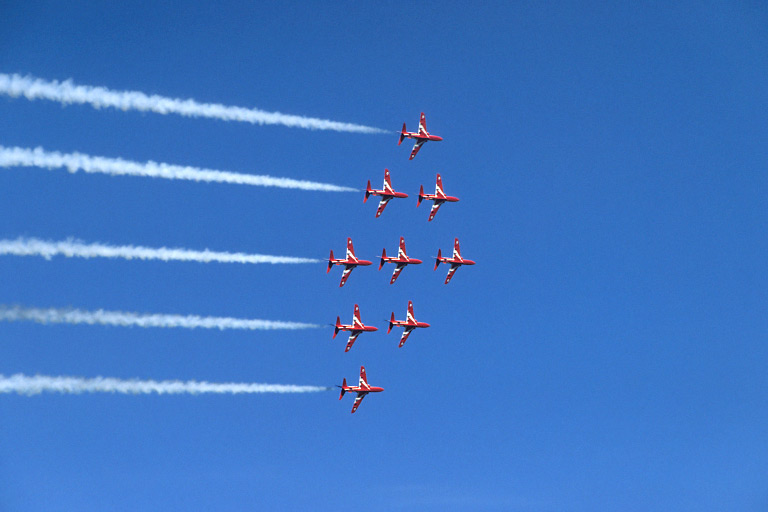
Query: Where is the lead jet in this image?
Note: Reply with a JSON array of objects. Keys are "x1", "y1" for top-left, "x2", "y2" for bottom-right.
[
  {"x1": 333, "y1": 304, "x2": 378, "y2": 352},
  {"x1": 388, "y1": 300, "x2": 430, "y2": 348},
  {"x1": 328, "y1": 238, "x2": 372, "y2": 287},
  {"x1": 435, "y1": 238, "x2": 475, "y2": 284},
  {"x1": 398, "y1": 112, "x2": 443, "y2": 160},
  {"x1": 418, "y1": 174, "x2": 460, "y2": 222},
  {"x1": 364, "y1": 168, "x2": 408, "y2": 218},
  {"x1": 379, "y1": 236, "x2": 422, "y2": 285},
  {"x1": 338, "y1": 366, "x2": 384, "y2": 414}
]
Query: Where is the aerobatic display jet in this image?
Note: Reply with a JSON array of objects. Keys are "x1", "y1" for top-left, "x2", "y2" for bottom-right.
[
  {"x1": 418, "y1": 174, "x2": 460, "y2": 222},
  {"x1": 388, "y1": 300, "x2": 430, "y2": 348},
  {"x1": 333, "y1": 304, "x2": 378, "y2": 352},
  {"x1": 435, "y1": 238, "x2": 476, "y2": 284},
  {"x1": 328, "y1": 238, "x2": 372, "y2": 287},
  {"x1": 338, "y1": 366, "x2": 384, "y2": 414},
  {"x1": 398, "y1": 112, "x2": 443, "y2": 160},
  {"x1": 379, "y1": 236, "x2": 422, "y2": 285},
  {"x1": 364, "y1": 168, "x2": 408, "y2": 218}
]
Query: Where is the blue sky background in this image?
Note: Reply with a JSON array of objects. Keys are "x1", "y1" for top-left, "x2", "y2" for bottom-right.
[{"x1": 1, "y1": 2, "x2": 767, "y2": 510}]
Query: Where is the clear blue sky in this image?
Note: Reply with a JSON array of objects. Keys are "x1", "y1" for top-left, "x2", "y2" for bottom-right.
[{"x1": 1, "y1": 2, "x2": 767, "y2": 510}]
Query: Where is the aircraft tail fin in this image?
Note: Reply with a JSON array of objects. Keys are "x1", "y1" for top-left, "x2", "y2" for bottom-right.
[
  {"x1": 338, "y1": 378, "x2": 347, "y2": 400},
  {"x1": 398, "y1": 123, "x2": 406, "y2": 145},
  {"x1": 364, "y1": 180, "x2": 372, "y2": 202},
  {"x1": 333, "y1": 316, "x2": 341, "y2": 338},
  {"x1": 379, "y1": 248, "x2": 386, "y2": 270},
  {"x1": 327, "y1": 250, "x2": 334, "y2": 273},
  {"x1": 435, "y1": 249, "x2": 442, "y2": 270},
  {"x1": 417, "y1": 185, "x2": 424, "y2": 207},
  {"x1": 388, "y1": 312, "x2": 395, "y2": 333}
]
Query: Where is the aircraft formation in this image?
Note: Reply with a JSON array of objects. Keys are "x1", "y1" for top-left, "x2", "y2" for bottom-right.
[
  {"x1": 336, "y1": 113, "x2": 475, "y2": 413},
  {"x1": 364, "y1": 169, "x2": 459, "y2": 221},
  {"x1": 327, "y1": 236, "x2": 472, "y2": 287}
]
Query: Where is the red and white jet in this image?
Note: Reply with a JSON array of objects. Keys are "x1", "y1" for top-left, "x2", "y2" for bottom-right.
[
  {"x1": 338, "y1": 366, "x2": 384, "y2": 414},
  {"x1": 327, "y1": 238, "x2": 372, "y2": 287},
  {"x1": 379, "y1": 236, "x2": 422, "y2": 285},
  {"x1": 418, "y1": 174, "x2": 460, "y2": 222},
  {"x1": 435, "y1": 238, "x2": 476, "y2": 284},
  {"x1": 388, "y1": 300, "x2": 430, "y2": 347},
  {"x1": 364, "y1": 168, "x2": 409, "y2": 218},
  {"x1": 398, "y1": 112, "x2": 443, "y2": 160},
  {"x1": 333, "y1": 304, "x2": 378, "y2": 352}
]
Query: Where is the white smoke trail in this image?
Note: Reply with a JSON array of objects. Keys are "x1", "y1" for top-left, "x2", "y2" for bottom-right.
[
  {"x1": 0, "y1": 306, "x2": 321, "y2": 330},
  {"x1": 0, "y1": 374, "x2": 331, "y2": 395},
  {"x1": 0, "y1": 73, "x2": 387, "y2": 134},
  {"x1": 0, "y1": 145, "x2": 356, "y2": 192},
  {"x1": 0, "y1": 237, "x2": 320, "y2": 264}
]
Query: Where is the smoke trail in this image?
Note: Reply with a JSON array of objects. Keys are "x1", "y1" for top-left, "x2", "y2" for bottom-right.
[
  {"x1": 0, "y1": 374, "x2": 331, "y2": 395},
  {"x1": 0, "y1": 306, "x2": 321, "y2": 330},
  {"x1": 0, "y1": 73, "x2": 387, "y2": 134},
  {"x1": 0, "y1": 237, "x2": 320, "y2": 264},
  {"x1": 0, "y1": 145, "x2": 356, "y2": 192}
]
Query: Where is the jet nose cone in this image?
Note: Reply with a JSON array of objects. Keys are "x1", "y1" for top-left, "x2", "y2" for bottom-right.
[
  {"x1": 422, "y1": 322, "x2": 431, "y2": 328},
  {"x1": 433, "y1": 135, "x2": 443, "y2": 141},
  {"x1": 360, "y1": 260, "x2": 373, "y2": 266},
  {"x1": 369, "y1": 326, "x2": 379, "y2": 332},
  {"x1": 411, "y1": 259, "x2": 423, "y2": 265}
]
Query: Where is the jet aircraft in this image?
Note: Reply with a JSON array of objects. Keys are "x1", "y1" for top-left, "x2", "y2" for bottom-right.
[
  {"x1": 398, "y1": 112, "x2": 443, "y2": 160},
  {"x1": 333, "y1": 304, "x2": 378, "y2": 352},
  {"x1": 435, "y1": 238, "x2": 476, "y2": 284},
  {"x1": 379, "y1": 236, "x2": 422, "y2": 285},
  {"x1": 388, "y1": 300, "x2": 430, "y2": 347},
  {"x1": 338, "y1": 366, "x2": 384, "y2": 414},
  {"x1": 328, "y1": 238, "x2": 372, "y2": 287},
  {"x1": 418, "y1": 174, "x2": 460, "y2": 222},
  {"x1": 364, "y1": 168, "x2": 408, "y2": 218}
]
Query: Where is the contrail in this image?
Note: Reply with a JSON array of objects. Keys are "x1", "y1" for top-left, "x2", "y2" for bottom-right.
[
  {"x1": 0, "y1": 145, "x2": 357, "y2": 192},
  {"x1": 0, "y1": 73, "x2": 387, "y2": 134},
  {"x1": 0, "y1": 374, "x2": 331, "y2": 395},
  {"x1": 0, "y1": 306, "x2": 321, "y2": 330},
  {"x1": 0, "y1": 237, "x2": 320, "y2": 264}
]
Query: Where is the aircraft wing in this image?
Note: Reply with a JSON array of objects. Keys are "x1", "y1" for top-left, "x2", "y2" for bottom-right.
[
  {"x1": 398, "y1": 326, "x2": 414, "y2": 348},
  {"x1": 345, "y1": 331, "x2": 361, "y2": 352},
  {"x1": 375, "y1": 197, "x2": 391, "y2": 218},
  {"x1": 351, "y1": 392, "x2": 367, "y2": 413},
  {"x1": 390, "y1": 263, "x2": 405, "y2": 285},
  {"x1": 418, "y1": 112, "x2": 427, "y2": 135},
  {"x1": 428, "y1": 201, "x2": 443, "y2": 222},
  {"x1": 445, "y1": 263, "x2": 459, "y2": 284},
  {"x1": 409, "y1": 140, "x2": 425, "y2": 160},
  {"x1": 339, "y1": 265, "x2": 354, "y2": 287}
]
